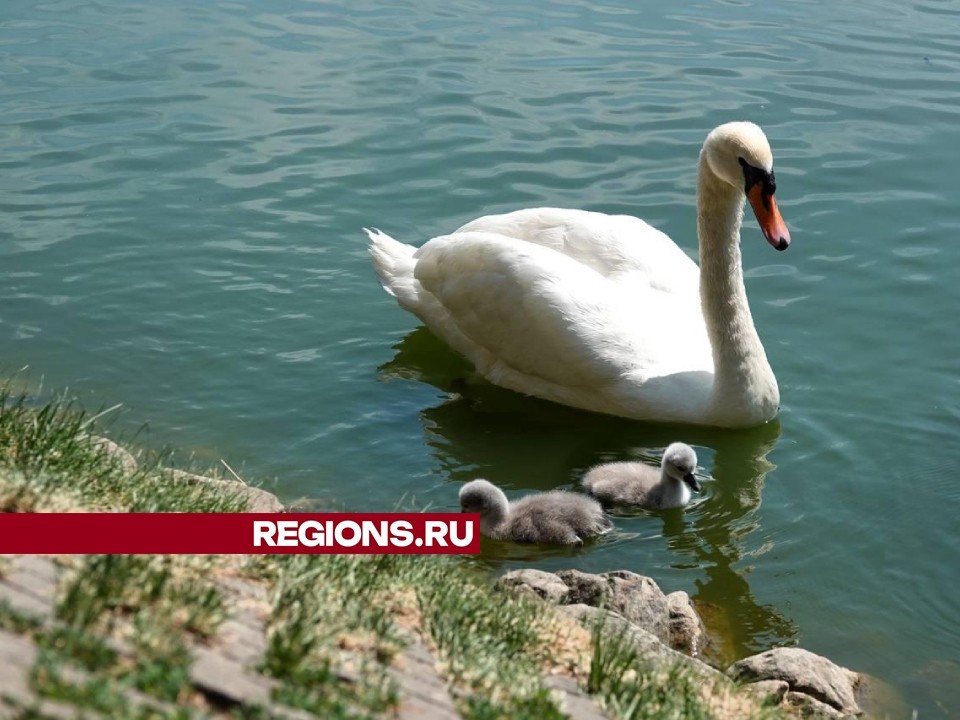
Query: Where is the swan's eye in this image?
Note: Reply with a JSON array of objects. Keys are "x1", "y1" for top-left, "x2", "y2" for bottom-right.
[
  {"x1": 738, "y1": 157, "x2": 775, "y2": 195},
  {"x1": 739, "y1": 157, "x2": 777, "y2": 199}
]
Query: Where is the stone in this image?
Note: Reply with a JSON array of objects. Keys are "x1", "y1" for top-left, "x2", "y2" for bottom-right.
[
  {"x1": 89, "y1": 435, "x2": 138, "y2": 475},
  {"x1": 544, "y1": 674, "x2": 610, "y2": 720},
  {"x1": 728, "y1": 647, "x2": 861, "y2": 716},
  {"x1": 390, "y1": 640, "x2": 460, "y2": 720},
  {"x1": 559, "y1": 603, "x2": 628, "y2": 634},
  {"x1": 284, "y1": 496, "x2": 334, "y2": 512},
  {"x1": 0, "y1": 557, "x2": 57, "y2": 623},
  {"x1": 496, "y1": 569, "x2": 569, "y2": 604},
  {"x1": 190, "y1": 645, "x2": 276, "y2": 706},
  {"x1": 216, "y1": 617, "x2": 268, "y2": 667},
  {"x1": 559, "y1": 604, "x2": 725, "y2": 686},
  {"x1": 742, "y1": 679, "x2": 790, "y2": 705},
  {"x1": 7, "y1": 555, "x2": 58, "y2": 598},
  {"x1": 0, "y1": 581, "x2": 53, "y2": 624},
  {"x1": 665, "y1": 590, "x2": 706, "y2": 656},
  {"x1": 163, "y1": 469, "x2": 283, "y2": 513},
  {"x1": 0, "y1": 629, "x2": 38, "y2": 707},
  {"x1": 558, "y1": 569, "x2": 671, "y2": 644},
  {"x1": 784, "y1": 690, "x2": 846, "y2": 718},
  {"x1": 498, "y1": 569, "x2": 677, "y2": 647},
  {"x1": 555, "y1": 569, "x2": 609, "y2": 607}
]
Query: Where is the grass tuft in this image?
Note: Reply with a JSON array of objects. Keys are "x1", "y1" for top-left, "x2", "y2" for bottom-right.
[
  {"x1": 36, "y1": 626, "x2": 118, "y2": 673},
  {"x1": 587, "y1": 622, "x2": 711, "y2": 720},
  {"x1": 0, "y1": 384, "x2": 249, "y2": 514}
]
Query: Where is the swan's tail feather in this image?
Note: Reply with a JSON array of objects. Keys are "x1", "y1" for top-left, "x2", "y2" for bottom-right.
[{"x1": 365, "y1": 227, "x2": 417, "y2": 302}]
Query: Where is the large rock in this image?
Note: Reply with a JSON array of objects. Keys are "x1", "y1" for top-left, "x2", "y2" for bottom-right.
[
  {"x1": 553, "y1": 569, "x2": 608, "y2": 606},
  {"x1": 666, "y1": 591, "x2": 707, "y2": 657},
  {"x1": 560, "y1": 604, "x2": 725, "y2": 685},
  {"x1": 784, "y1": 691, "x2": 846, "y2": 718},
  {"x1": 163, "y1": 469, "x2": 284, "y2": 513},
  {"x1": 495, "y1": 569, "x2": 569, "y2": 604},
  {"x1": 557, "y1": 569, "x2": 671, "y2": 644},
  {"x1": 727, "y1": 647, "x2": 861, "y2": 716},
  {"x1": 498, "y1": 569, "x2": 680, "y2": 648},
  {"x1": 89, "y1": 435, "x2": 138, "y2": 475},
  {"x1": 742, "y1": 679, "x2": 790, "y2": 706}
]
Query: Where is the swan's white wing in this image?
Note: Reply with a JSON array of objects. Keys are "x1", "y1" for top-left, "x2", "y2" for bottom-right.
[
  {"x1": 411, "y1": 230, "x2": 709, "y2": 398},
  {"x1": 456, "y1": 207, "x2": 697, "y2": 295}
]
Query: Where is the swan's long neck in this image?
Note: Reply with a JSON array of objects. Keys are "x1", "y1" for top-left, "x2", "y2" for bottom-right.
[{"x1": 696, "y1": 152, "x2": 779, "y2": 423}]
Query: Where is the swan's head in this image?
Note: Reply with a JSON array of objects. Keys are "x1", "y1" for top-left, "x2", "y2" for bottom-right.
[
  {"x1": 702, "y1": 121, "x2": 791, "y2": 251},
  {"x1": 459, "y1": 479, "x2": 509, "y2": 532},
  {"x1": 661, "y1": 442, "x2": 701, "y2": 493}
]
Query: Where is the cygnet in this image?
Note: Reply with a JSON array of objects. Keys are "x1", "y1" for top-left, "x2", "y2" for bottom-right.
[
  {"x1": 581, "y1": 442, "x2": 702, "y2": 509},
  {"x1": 458, "y1": 479, "x2": 612, "y2": 545}
]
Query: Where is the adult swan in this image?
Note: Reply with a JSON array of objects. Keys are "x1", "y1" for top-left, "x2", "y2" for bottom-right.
[{"x1": 366, "y1": 122, "x2": 791, "y2": 428}]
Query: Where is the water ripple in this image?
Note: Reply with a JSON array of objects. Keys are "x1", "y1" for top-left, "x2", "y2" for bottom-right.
[{"x1": 3, "y1": 0, "x2": 960, "y2": 713}]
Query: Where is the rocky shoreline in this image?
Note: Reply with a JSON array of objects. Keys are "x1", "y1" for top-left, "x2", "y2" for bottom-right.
[
  {"x1": 80, "y1": 435, "x2": 875, "y2": 718},
  {"x1": 497, "y1": 568, "x2": 867, "y2": 718}
]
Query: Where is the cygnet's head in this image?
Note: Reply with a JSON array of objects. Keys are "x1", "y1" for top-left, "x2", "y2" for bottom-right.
[
  {"x1": 661, "y1": 443, "x2": 702, "y2": 494},
  {"x1": 702, "y1": 121, "x2": 790, "y2": 251},
  {"x1": 459, "y1": 479, "x2": 509, "y2": 527}
]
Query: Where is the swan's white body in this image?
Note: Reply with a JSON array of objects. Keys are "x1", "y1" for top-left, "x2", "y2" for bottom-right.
[{"x1": 368, "y1": 122, "x2": 790, "y2": 428}]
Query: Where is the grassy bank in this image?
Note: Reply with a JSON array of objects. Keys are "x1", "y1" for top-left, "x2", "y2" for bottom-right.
[{"x1": 0, "y1": 387, "x2": 789, "y2": 719}]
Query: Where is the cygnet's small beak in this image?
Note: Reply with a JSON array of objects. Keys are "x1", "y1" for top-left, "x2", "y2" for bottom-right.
[{"x1": 683, "y1": 473, "x2": 702, "y2": 493}]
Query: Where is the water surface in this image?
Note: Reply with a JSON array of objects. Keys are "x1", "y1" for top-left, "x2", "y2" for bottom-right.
[{"x1": 2, "y1": 0, "x2": 959, "y2": 714}]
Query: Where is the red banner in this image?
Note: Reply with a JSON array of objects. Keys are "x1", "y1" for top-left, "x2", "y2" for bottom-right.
[{"x1": 0, "y1": 513, "x2": 481, "y2": 554}]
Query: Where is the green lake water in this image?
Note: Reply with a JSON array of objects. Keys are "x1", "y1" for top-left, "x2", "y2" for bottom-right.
[{"x1": 2, "y1": 0, "x2": 959, "y2": 714}]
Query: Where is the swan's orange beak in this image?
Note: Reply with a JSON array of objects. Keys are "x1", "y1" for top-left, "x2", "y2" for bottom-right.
[{"x1": 747, "y1": 184, "x2": 790, "y2": 251}]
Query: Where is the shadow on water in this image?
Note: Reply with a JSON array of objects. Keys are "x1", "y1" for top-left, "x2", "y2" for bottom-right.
[{"x1": 379, "y1": 327, "x2": 798, "y2": 660}]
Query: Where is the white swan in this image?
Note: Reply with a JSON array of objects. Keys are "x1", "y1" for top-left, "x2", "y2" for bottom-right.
[
  {"x1": 367, "y1": 121, "x2": 790, "y2": 427},
  {"x1": 458, "y1": 478, "x2": 612, "y2": 544},
  {"x1": 582, "y1": 442, "x2": 702, "y2": 510}
]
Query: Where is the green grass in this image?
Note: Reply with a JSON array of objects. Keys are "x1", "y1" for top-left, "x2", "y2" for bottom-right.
[
  {"x1": 0, "y1": 385, "x2": 249, "y2": 513},
  {"x1": 589, "y1": 632, "x2": 710, "y2": 720},
  {"x1": 123, "y1": 610, "x2": 194, "y2": 702},
  {"x1": 2, "y1": 558, "x2": 214, "y2": 710},
  {"x1": 256, "y1": 553, "x2": 570, "y2": 719},
  {"x1": 36, "y1": 626, "x2": 118, "y2": 673},
  {"x1": 28, "y1": 655, "x2": 195, "y2": 719},
  {"x1": 415, "y1": 562, "x2": 564, "y2": 719},
  {"x1": 584, "y1": 615, "x2": 788, "y2": 720},
  {"x1": 57, "y1": 554, "x2": 226, "y2": 638}
]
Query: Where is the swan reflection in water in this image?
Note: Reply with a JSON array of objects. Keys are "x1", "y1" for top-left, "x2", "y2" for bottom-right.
[{"x1": 379, "y1": 327, "x2": 797, "y2": 663}]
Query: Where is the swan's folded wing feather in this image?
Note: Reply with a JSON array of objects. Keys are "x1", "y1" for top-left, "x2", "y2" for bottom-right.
[
  {"x1": 412, "y1": 231, "x2": 704, "y2": 392},
  {"x1": 457, "y1": 207, "x2": 698, "y2": 295}
]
